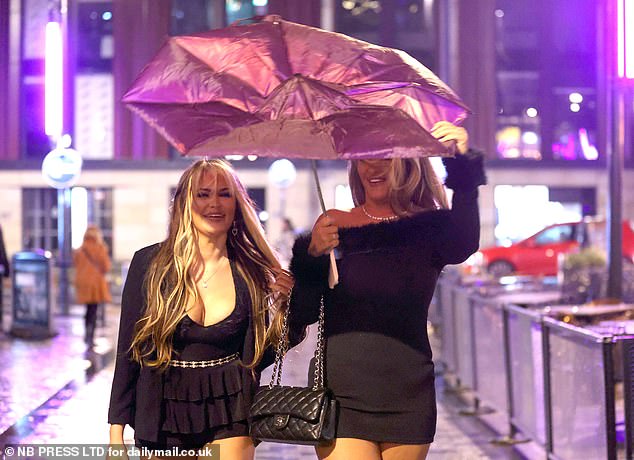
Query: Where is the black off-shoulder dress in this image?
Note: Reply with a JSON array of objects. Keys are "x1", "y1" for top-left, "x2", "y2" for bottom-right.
[{"x1": 289, "y1": 152, "x2": 485, "y2": 444}]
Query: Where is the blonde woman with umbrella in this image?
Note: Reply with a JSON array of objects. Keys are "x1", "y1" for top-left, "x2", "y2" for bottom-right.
[{"x1": 288, "y1": 123, "x2": 486, "y2": 460}]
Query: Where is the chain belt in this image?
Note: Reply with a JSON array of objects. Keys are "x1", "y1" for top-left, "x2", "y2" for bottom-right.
[{"x1": 169, "y1": 352, "x2": 240, "y2": 368}]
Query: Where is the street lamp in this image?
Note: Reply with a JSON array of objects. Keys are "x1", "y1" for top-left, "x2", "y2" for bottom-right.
[
  {"x1": 607, "y1": 0, "x2": 634, "y2": 300},
  {"x1": 268, "y1": 158, "x2": 297, "y2": 217}
]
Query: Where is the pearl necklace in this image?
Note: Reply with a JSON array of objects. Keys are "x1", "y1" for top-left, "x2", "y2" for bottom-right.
[
  {"x1": 200, "y1": 259, "x2": 227, "y2": 289},
  {"x1": 361, "y1": 205, "x2": 398, "y2": 222}
]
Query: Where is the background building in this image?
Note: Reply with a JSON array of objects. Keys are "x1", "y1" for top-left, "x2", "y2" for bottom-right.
[{"x1": 0, "y1": 0, "x2": 632, "y2": 265}]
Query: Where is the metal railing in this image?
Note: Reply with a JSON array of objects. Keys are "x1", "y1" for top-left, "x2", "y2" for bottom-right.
[
  {"x1": 434, "y1": 272, "x2": 632, "y2": 459},
  {"x1": 506, "y1": 304, "x2": 547, "y2": 445}
]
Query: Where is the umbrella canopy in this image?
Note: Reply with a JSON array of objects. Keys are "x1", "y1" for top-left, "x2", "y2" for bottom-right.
[{"x1": 123, "y1": 15, "x2": 469, "y2": 160}]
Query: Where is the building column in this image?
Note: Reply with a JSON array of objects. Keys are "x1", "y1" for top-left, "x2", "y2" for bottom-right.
[
  {"x1": 0, "y1": 0, "x2": 21, "y2": 160},
  {"x1": 453, "y1": 0, "x2": 496, "y2": 155},
  {"x1": 112, "y1": 0, "x2": 171, "y2": 160}
]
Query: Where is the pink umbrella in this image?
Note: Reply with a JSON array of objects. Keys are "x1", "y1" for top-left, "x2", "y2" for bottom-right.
[
  {"x1": 123, "y1": 15, "x2": 469, "y2": 161},
  {"x1": 123, "y1": 15, "x2": 470, "y2": 285}
]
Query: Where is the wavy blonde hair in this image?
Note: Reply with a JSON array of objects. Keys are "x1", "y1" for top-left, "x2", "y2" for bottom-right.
[
  {"x1": 130, "y1": 159, "x2": 286, "y2": 370},
  {"x1": 348, "y1": 158, "x2": 449, "y2": 213}
]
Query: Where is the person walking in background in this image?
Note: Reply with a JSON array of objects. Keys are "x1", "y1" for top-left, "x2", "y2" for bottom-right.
[
  {"x1": 274, "y1": 217, "x2": 299, "y2": 268},
  {"x1": 288, "y1": 122, "x2": 486, "y2": 460},
  {"x1": 108, "y1": 159, "x2": 293, "y2": 459},
  {"x1": 73, "y1": 225, "x2": 111, "y2": 348},
  {"x1": 0, "y1": 224, "x2": 10, "y2": 328}
]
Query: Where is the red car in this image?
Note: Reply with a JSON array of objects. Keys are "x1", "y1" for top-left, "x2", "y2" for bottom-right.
[{"x1": 470, "y1": 220, "x2": 634, "y2": 277}]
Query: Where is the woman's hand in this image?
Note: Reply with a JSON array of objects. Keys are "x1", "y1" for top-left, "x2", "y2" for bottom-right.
[
  {"x1": 431, "y1": 121, "x2": 469, "y2": 154},
  {"x1": 269, "y1": 268, "x2": 294, "y2": 299},
  {"x1": 308, "y1": 214, "x2": 339, "y2": 257}
]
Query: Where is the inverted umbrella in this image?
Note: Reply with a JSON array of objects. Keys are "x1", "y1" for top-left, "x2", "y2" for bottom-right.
[{"x1": 123, "y1": 15, "x2": 470, "y2": 285}]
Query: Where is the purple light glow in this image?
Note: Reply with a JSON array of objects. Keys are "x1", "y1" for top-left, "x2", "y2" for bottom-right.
[
  {"x1": 624, "y1": 0, "x2": 634, "y2": 78},
  {"x1": 45, "y1": 21, "x2": 63, "y2": 138},
  {"x1": 551, "y1": 127, "x2": 598, "y2": 161},
  {"x1": 552, "y1": 135, "x2": 576, "y2": 160},
  {"x1": 579, "y1": 128, "x2": 599, "y2": 160},
  {"x1": 617, "y1": 0, "x2": 634, "y2": 79}
]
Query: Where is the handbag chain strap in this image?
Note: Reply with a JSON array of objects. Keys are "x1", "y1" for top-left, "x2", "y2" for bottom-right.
[
  {"x1": 312, "y1": 296, "x2": 326, "y2": 390},
  {"x1": 269, "y1": 296, "x2": 290, "y2": 389},
  {"x1": 268, "y1": 295, "x2": 326, "y2": 391}
]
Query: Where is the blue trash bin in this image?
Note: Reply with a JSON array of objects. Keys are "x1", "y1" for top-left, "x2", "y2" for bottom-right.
[{"x1": 10, "y1": 251, "x2": 56, "y2": 339}]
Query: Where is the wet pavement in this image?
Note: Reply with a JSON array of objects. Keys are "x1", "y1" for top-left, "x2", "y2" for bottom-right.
[{"x1": 0, "y1": 303, "x2": 532, "y2": 459}]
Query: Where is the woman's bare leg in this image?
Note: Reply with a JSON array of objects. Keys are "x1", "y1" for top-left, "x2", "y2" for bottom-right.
[
  {"x1": 380, "y1": 442, "x2": 430, "y2": 460},
  {"x1": 316, "y1": 438, "x2": 382, "y2": 460},
  {"x1": 203, "y1": 436, "x2": 254, "y2": 460}
]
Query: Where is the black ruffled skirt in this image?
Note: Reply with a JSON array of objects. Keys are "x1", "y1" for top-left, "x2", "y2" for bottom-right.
[
  {"x1": 162, "y1": 361, "x2": 247, "y2": 433},
  {"x1": 137, "y1": 361, "x2": 249, "y2": 450}
]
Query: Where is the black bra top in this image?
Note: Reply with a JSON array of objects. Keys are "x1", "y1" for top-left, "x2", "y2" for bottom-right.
[{"x1": 172, "y1": 263, "x2": 251, "y2": 361}]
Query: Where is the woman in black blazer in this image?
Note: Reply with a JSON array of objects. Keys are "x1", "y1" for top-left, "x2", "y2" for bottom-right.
[{"x1": 108, "y1": 159, "x2": 293, "y2": 459}]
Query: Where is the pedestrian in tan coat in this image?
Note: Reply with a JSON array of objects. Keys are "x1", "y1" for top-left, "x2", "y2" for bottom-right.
[{"x1": 73, "y1": 225, "x2": 111, "y2": 347}]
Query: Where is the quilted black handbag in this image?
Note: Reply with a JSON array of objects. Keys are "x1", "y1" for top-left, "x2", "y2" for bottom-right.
[{"x1": 249, "y1": 297, "x2": 337, "y2": 445}]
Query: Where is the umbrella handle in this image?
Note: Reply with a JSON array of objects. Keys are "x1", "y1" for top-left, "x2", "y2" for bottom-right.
[
  {"x1": 328, "y1": 251, "x2": 339, "y2": 289},
  {"x1": 311, "y1": 160, "x2": 339, "y2": 289}
]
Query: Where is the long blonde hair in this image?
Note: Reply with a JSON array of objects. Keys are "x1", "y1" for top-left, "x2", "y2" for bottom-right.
[
  {"x1": 130, "y1": 159, "x2": 286, "y2": 370},
  {"x1": 348, "y1": 158, "x2": 449, "y2": 213}
]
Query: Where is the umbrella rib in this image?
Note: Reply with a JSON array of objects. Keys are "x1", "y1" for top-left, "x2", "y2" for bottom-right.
[
  {"x1": 335, "y1": 50, "x2": 370, "y2": 84},
  {"x1": 126, "y1": 104, "x2": 187, "y2": 154},
  {"x1": 173, "y1": 38, "x2": 277, "y2": 105},
  {"x1": 273, "y1": 19, "x2": 295, "y2": 85},
  {"x1": 296, "y1": 79, "x2": 316, "y2": 120}
]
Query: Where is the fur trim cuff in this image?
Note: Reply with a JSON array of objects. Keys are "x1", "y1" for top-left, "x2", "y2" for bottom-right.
[
  {"x1": 442, "y1": 149, "x2": 487, "y2": 191},
  {"x1": 289, "y1": 233, "x2": 329, "y2": 287}
]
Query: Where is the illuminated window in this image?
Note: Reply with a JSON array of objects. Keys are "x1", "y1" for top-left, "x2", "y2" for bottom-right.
[
  {"x1": 77, "y1": 2, "x2": 113, "y2": 72},
  {"x1": 494, "y1": 0, "x2": 599, "y2": 162},
  {"x1": 337, "y1": 1, "x2": 436, "y2": 68},
  {"x1": 551, "y1": 91, "x2": 598, "y2": 161},
  {"x1": 171, "y1": 0, "x2": 220, "y2": 35},
  {"x1": 22, "y1": 188, "x2": 113, "y2": 255}
]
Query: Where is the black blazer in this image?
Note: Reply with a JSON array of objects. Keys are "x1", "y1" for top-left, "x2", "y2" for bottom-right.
[{"x1": 107, "y1": 243, "x2": 271, "y2": 442}]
